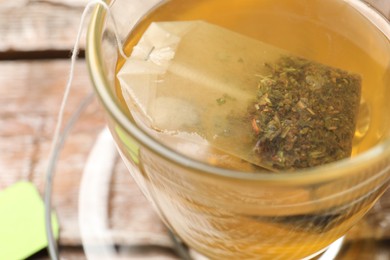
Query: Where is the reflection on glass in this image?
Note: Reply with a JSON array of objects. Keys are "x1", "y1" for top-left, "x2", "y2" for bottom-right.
[{"x1": 87, "y1": 0, "x2": 390, "y2": 259}]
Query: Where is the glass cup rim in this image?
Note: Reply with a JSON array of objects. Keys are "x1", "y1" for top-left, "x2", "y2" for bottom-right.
[{"x1": 86, "y1": 2, "x2": 390, "y2": 185}]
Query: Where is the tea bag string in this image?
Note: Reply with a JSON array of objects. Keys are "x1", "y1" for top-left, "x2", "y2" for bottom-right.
[{"x1": 44, "y1": 1, "x2": 128, "y2": 260}]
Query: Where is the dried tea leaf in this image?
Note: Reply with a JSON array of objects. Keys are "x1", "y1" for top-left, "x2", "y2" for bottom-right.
[{"x1": 249, "y1": 56, "x2": 361, "y2": 170}]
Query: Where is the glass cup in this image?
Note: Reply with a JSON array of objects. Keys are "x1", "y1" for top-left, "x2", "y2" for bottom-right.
[{"x1": 86, "y1": 0, "x2": 390, "y2": 259}]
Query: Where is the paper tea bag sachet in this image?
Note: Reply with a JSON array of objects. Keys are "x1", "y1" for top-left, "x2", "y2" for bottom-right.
[{"x1": 118, "y1": 21, "x2": 361, "y2": 171}]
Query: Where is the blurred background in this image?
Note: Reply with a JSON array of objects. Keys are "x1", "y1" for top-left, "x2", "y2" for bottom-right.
[
  {"x1": 0, "y1": 0, "x2": 389, "y2": 259},
  {"x1": 0, "y1": 0, "x2": 174, "y2": 258}
]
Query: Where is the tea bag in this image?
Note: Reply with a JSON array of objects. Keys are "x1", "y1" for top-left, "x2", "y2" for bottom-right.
[{"x1": 118, "y1": 21, "x2": 361, "y2": 171}]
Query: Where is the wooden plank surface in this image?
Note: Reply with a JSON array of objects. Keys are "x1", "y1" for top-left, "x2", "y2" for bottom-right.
[
  {"x1": 0, "y1": 0, "x2": 89, "y2": 53},
  {"x1": 0, "y1": 0, "x2": 176, "y2": 257},
  {"x1": 0, "y1": 60, "x2": 101, "y2": 243},
  {"x1": 0, "y1": 59, "x2": 176, "y2": 258},
  {"x1": 0, "y1": 0, "x2": 390, "y2": 259}
]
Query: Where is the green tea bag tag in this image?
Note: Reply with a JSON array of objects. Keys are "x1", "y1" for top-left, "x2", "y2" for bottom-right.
[{"x1": 0, "y1": 182, "x2": 59, "y2": 260}]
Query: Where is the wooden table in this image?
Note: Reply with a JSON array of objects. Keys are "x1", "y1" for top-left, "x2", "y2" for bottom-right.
[{"x1": 0, "y1": 0, "x2": 389, "y2": 259}]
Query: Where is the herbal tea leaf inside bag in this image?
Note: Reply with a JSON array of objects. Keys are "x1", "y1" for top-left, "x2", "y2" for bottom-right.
[{"x1": 118, "y1": 21, "x2": 361, "y2": 171}]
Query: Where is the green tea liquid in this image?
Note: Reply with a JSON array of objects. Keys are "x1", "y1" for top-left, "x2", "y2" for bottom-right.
[{"x1": 115, "y1": 0, "x2": 390, "y2": 258}]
